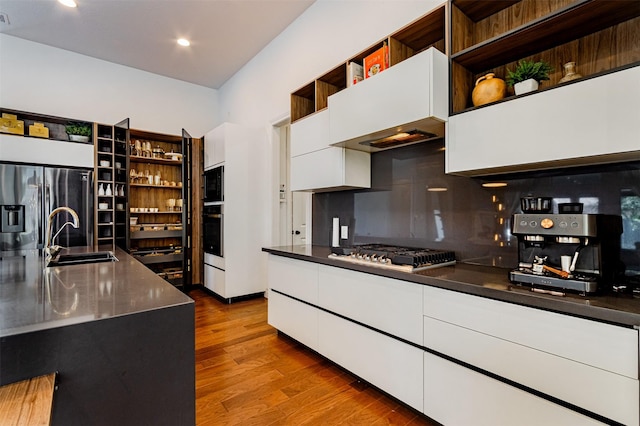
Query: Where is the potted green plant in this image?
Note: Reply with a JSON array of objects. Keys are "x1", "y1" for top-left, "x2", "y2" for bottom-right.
[
  {"x1": 65, "y1": 122, "x2": 92, "y2": 142},
  {"x1": 506, "y1": 60, "x2": 553, "y2": 95}
]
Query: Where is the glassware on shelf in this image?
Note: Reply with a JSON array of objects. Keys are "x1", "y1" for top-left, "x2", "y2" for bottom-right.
[{"x1": 166, "y1": 198, "x2": 176, "y2": 212}]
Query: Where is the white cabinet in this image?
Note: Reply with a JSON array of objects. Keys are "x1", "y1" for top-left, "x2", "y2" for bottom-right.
[
  {"x1": 290, "y1": 146, "x2": 370, "y2": 192},
  {"x1": 266, "y1": 254, "x2": 422, "y2": 411},
  {"x1": 423, "y1": 285, "x2": 639, "y2": 426},
  {"x1": 268, "y1": 255, "x2": 318, "y2": 303},
  {"x1": 0, "y1": 134, "x2": 94, "y2": 168},
  {"x1": 290, "y1": 110, "x2": 370, "y2": 192},
  {"x1": 267, "y1": 255, "x2": 319, "y2": 350},
  {"x1": 204, "y1": 262, "x2": 225, "y2": 295},
  {"x1": 328, "y1": 48, "x2": 448, "y2": 149},
  {"x1": 424, "y1": 352, "x2": 604, "y2": 426},
  {"x1": 318, "y1": 265, "x2": 423, "y2": 345},
  {"x1": 203, "y1": 123, "x2": 267, "y2": 300},
  {"x1": 446, "y1": 66, "x2": 640, "y2": 176},
  {"x1": 268, "y1": 290, "x2": 319, "y2": 351},
  {"x1": 318, "y1": 311, "x2": 424, "y2": 412},
  {"x1": 203, "y1": 126, "x2": 226, "y2": 171}
]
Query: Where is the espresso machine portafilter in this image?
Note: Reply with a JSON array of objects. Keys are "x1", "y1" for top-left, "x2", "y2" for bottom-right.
[{"x1": 509, "y1": 213, "x2": 623, "y2": 294}]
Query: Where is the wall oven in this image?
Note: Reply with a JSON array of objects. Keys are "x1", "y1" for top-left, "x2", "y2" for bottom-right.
[
  {"x1": 204, "y1": 165, "x2": 224, "y2": 203},
  {"x1": 203, "y1": 204, "x2": 223, "y2": 257}
]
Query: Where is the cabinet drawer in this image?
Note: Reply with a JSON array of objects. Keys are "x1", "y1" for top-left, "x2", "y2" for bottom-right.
[
  {"x1": 268, "y1": 290, "x2": 318, "y2": 351},
  {"x1": 424, "y1": 352, "x2": 604, "y2": 426},
  {"x1": 423, "y1": 286, "x2": 638, "y2": 379},
  {"x1": 424, "y1": 316, "x2": 639, "y2": 426},
  {"x1": 267, "y1": 255, "x2": 318, "y2": 303},
  {"x1": 204, "y1": 263, "x2": 225, "y2": 295},
  {"x1": 319, "y1": 311, "x2": 423, "y2": 412},
  {"x1": 319, "y1": 265, "x2": 423, "y2": 345}
]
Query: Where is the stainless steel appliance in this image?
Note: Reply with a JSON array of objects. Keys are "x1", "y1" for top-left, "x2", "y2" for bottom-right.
[
  {"x1": 204, "y1": 165, "x2": 224, "y2": 203},
  {"x1": 509, "y1": 213, "x2": 623, "y2": 294},
  {"x1": 203, "y1": 204, "x2": 223, "y2": 257},
  {"x1": 0, "y1": 164, "x2": 93, "y2": 251},
  {"x1": 329, "y1": 244, "x2": 456, "y2": 272}
]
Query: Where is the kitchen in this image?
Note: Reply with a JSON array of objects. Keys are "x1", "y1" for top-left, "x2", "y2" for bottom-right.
[{"x1": 1, "y1": 0, "x2": 640, "y2": 425}]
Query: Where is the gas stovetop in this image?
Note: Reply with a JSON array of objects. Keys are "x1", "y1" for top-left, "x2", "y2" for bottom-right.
[{"x1": 329, "y1": 244, "x2": 456, "y2": 273}]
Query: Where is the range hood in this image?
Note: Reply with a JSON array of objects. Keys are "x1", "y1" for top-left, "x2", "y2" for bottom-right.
[
  {"x1": 328, "y1": 47, "x2": 448, "y2": 153},
  {"x1": 330, "y1": 118, "x2": 445, "y2": 152}
]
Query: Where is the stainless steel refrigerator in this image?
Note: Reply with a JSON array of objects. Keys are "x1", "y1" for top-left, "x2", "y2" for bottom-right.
[{"x1": 0, "y1": 164, "x2": 93, "y2": 251}]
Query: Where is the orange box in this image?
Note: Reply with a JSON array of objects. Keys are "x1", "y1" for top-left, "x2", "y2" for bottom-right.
[{"x1": 363, "y1": 43, "x2": 388, "y2": 79}]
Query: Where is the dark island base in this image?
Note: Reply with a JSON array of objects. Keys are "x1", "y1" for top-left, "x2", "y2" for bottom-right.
[{"x1": 0, "y1": 303, "x2": 195, "y2": 426}]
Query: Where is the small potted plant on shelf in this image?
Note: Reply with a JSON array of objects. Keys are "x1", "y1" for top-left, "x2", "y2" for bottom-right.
[
  {"x1": 65, "y1": 122, "x2": 92, "y2": 143},
  {"x1": 506, "y1": 60, "x2": 553, "y2": 96}
]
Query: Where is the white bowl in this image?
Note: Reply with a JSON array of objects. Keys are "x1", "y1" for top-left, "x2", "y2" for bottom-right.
[
  {"x1": 130, "y1": 217, "x2": 138, "y2": 225},
  {"x1": 98, "y1": 203, "x2": 108, "y2": 210},
  {"x1": 99, "y1": 160, "x2": 110, "y2": 167}
]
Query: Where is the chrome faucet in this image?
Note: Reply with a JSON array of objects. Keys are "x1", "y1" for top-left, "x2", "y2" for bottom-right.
[{"x1": 45, "y1": 207, "x2": 80, "y2": 259}]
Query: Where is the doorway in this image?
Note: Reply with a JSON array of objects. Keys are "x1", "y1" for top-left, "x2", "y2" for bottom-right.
[{"x1": 275, "y1": 122, "x2": 311, "y2": 246}]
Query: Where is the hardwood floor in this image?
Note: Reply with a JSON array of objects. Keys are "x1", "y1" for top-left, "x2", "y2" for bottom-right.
[{"x1": 191, "y1": 288, "x2": 440, "y2": 426}]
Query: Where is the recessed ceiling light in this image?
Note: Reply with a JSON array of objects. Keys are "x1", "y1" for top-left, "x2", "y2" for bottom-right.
[
  {"x1": 58, "y1": 0, "x2": 77, "y2": 8},
  {"x1": 482, "y1": 182, "x2": 508, "y2": 188},
  {"x1": 177, "y1": 38, "x2": 191, "y2": 47}
]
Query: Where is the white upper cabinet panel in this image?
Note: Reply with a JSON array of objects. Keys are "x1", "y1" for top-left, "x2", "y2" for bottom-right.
[
  {"x1": 290, "y1": 110, "x2": 331, "y2": 157},
  {"x1": 446, "y1": 66, "x2": 640, "y2": 176},
  {"x1": 328, "y1": 47, "x2": 448, "y2": 151}
]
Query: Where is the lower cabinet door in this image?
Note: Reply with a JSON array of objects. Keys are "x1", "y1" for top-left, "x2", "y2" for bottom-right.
[
  {"x1": 318, "y1": 311, "x2": 423, "y2": 412},
  {"x1": 423, "y1": 352, "x2": 605, "y2": 426},
  {"x1": 268, "y1": 290, "x2": 319, "y2": 351},
  {"x1": 204, "y1": 263, "x2": 225, "y2": 297}
]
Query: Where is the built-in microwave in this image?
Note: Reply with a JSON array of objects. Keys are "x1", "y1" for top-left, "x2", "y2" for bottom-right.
[{"x1": 204, "y1": 165, "x2": 224, "y2": 203}]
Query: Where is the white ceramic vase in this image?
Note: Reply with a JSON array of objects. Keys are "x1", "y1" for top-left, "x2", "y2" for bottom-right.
[{"x1": 514, "y1": 78, "x2": 539, "y2": 95}]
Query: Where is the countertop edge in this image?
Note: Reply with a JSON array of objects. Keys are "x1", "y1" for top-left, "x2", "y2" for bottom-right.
[{"x1": 263, "y1": 246, "x2": 640, "y2": 328}]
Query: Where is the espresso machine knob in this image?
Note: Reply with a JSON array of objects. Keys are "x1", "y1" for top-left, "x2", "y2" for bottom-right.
[{"x1": 540, "y1": 218, "x2": 554, "y2": 229}]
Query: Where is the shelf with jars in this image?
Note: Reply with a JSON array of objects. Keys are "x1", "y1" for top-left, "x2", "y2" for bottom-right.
[
  {"x1": 94, "y1": 119, "x2": 129, "y2": 251},
  {"x1": 128, "y1": 129, "x2": 189, "y2": 288}
]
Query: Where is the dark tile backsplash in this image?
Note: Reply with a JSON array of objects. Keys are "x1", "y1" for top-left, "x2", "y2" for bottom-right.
[{"x1": 312, "y1": 140, "x2": 640, "y2": 274}]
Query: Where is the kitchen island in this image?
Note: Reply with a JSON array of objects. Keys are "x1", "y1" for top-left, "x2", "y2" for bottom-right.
[
  {"x1": 263, "y1": 245, "x2": 640, "y2": 426},
  {"x1": 0, "y1": 247, "x2": 195, "y2": 425}
]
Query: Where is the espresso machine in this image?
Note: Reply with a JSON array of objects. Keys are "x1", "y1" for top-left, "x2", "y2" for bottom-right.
[{"x1": 509, "y1": 213, "x2": 623, "y2": 294}]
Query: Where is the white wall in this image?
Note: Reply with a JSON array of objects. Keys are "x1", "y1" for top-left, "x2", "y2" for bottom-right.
[
  {"x1": 216, "y1": 0, "x2": 445, "y2": 127},
  {"x1": 215, "y1": 0, "x2": 446, "y2": 248},
  {"x1": 0, "y1": 34, "x2": 218, "y2": 137}
]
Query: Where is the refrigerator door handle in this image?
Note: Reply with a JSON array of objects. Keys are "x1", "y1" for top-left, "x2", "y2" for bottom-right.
[{"x1": 38, "y1": 183, "x2": 43, "y2": 246}]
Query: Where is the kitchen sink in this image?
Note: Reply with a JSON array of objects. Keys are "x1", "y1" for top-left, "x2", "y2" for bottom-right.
[{"x1": 47, "y1": 251, "x2": 118, "y2": 266}]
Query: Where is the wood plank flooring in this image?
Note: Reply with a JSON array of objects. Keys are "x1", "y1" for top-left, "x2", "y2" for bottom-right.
[{"x1": 192, "y1": 288, "x2": 440, "y2": 426}]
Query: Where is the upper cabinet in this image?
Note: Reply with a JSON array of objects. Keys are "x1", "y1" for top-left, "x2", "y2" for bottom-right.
[
  {"x1": 446, "y1": 0, "x2": 640, "y2": 176},
  {"x1": 329, "y1": 47, "x2": 448, "y2": 151},
  {"x1": 289, "y1": 4, "x2": 448, "y2": 191},
  {"x1": 0, "y1": 108, "x2": 94, "y2": 168}
]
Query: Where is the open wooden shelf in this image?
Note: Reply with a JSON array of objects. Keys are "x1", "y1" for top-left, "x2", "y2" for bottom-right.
[
  {"x1": 450, "y1": 0, "x2": 640, "y2": 113},
  {"x1": 291, "y1": 3, "x2": 446, "y2": 123}
]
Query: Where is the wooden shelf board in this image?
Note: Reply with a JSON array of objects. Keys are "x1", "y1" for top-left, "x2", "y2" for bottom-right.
[
  {"x1": 129, "y1": 155, "x2": 182, "y2": 165},
  {"x1": 391, "y1": 4, "x2": 446, "y2": 51},
  {"x1": 452, "y1": 0, "x2": 640, "y2": 73},
  {"x1": 453, "y1": 0, "x2": 520, "y2": 22}
]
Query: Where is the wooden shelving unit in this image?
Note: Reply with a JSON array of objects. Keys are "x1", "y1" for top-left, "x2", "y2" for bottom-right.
[
  {"x1": 128, "y1": 129, "x2": 188, "y2": 288},
  {"x1": 450, "y1": 0, "x2": 640, "y2": 114},
  {"x1": 290, "y1": 3, "x2": 447, "y2": 123},
  {"x1": 94, "y1": 120, "x2": 129, "y2": 251}
]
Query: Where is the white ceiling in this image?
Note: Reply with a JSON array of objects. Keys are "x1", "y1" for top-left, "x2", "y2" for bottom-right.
[{"x1": 0, "y1": 0, "x2": 316, "y2": 89}]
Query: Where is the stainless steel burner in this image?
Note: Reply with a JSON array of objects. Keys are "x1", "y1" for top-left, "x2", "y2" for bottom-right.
[{"x1": 329, "y1": 244, "x2": 456, "y2": 272}]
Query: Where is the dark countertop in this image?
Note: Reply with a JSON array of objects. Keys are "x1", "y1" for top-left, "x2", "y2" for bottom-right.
[
  {"x1": 263, "y1": 245, "x2": 640, "y2": 328},
  {"x1": 0, "y1": 247, "x2": 193, "y2": 338}
]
